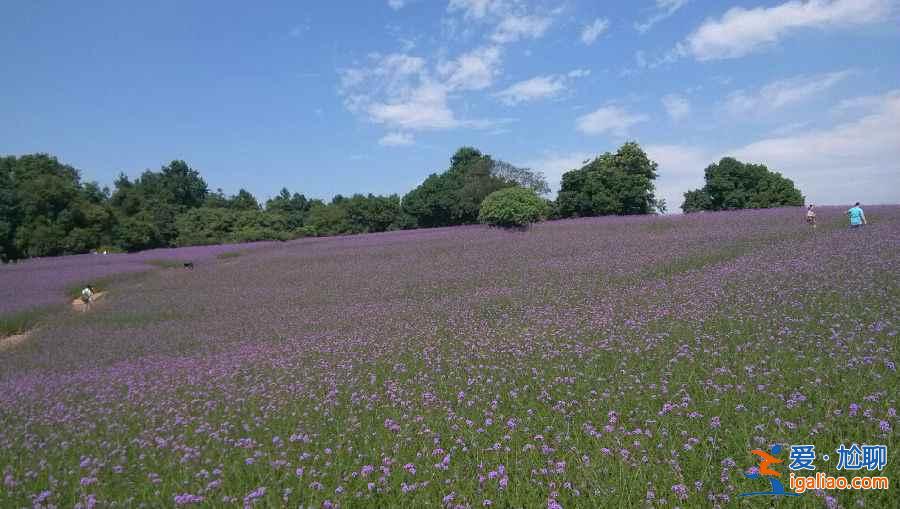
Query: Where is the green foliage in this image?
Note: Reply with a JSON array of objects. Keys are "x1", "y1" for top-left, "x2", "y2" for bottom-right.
[
  {"x1": 556, "y1": 142, "x2": 660, "y2": 218},
  {"x1": 681, "y1": 157, "x2": 804, "y2": 213},
  {"x1": 403, "y1": 147, "x2": 514, "y2": 227},
  {"x1": 478, "y1": 187, "x2": 546, "y2": 227},
  {"x1": 108, "y1": 160, "x2": 209, "y2": 247},
  {"x1": 305, "y1": 202, "x2": 351, "y2": 236},
  {"x1": 489, "y1": 160, "x2": 551, "y2": 195},
  {"x1": 0, "y1": 154, "x2": 115, "y2": 259},
  {"x1": 0, "y1": 307, "x2": 56, "y2": 337},
  {"x1": 681, "y1": 189, "x2": 712, "y2": 214},
  {"x1": 265, "y1": 188, "x2": 312, "y2": 229},
  {"x1": 174, "y1": 207, "x2": 292, "y2": 246},
  {"x1": 228, "y1": 189, "x2": 260, "y2": 211}
]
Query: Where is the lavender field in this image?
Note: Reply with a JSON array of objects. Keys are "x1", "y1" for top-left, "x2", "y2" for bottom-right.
[{"x1": 0, "y1": 206, "x2": 897, "y2": 508}]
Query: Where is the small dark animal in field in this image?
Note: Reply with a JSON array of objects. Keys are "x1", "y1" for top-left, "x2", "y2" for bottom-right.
[{"x1": 184, "y1": 262, "x2": 194, "y2": 270}]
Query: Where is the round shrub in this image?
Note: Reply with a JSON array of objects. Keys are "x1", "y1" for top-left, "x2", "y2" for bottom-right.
[{"x1": 478, "y1": 187, "x2": 546, "y2": 228}]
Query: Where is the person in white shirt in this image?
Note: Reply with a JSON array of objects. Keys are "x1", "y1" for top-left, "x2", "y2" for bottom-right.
[
  {"x1": 805, "y1": 204, "x2": 816, "y2": 229},
  {"x1": 80, "y1": 285, "x2": 94, "y2": 311}
]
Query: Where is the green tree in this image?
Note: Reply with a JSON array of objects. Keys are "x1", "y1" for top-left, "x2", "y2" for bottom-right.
[
  {"x1": 556, "y1": 142, "x2": 660, "y2": 218},
  {"x1": 681, "y1": 189, "x2": 712, "y2": 213},
  {"x1": 403, "y1": 147, "x2": 513, "y2": 227},
  {"x1": 478, "y1": 187, "x2": 546, "y2": 227},
  {"x1": 681, "y1": 157, "x2": 804, "y2": 213},
  {"x1": 229, "y1": 189, "x2": 260, "y2": 211},
  {"x1": 265, "y1": 188, "x2": 311, "y2": 229},
  {"x1": 109, "y1": 160, "x2": 208, "y2": 248},
  {"x1": 305, "y1": 202, "x2": 351, "y2": 236},
  {"x1": 1, "y1": 154, "x2": 115, "y2": 258},
  {"x1": 0, "y1": 161, "x2": 18, "y2": 260},
  {"x1": 490, "y1": 160, "x2": 551, "y2": 195}
]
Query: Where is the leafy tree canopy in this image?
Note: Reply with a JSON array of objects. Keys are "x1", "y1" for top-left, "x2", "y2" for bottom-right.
[
  {"x1": 681, "y1": 157, "x2": 804, "y2": 213},
  {"x1": 479, "y1": 187, "x2": 546, "y2": 227},
  {"x1": 402, "y1": 147, "x2": 515, "y2": 227},
  {"x1": 556, "y1": 142, "x2": 660, "y2": 218}
]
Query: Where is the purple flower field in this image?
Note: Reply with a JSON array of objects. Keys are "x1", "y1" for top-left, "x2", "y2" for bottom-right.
[
  {"x1": 0, "y1": 206, "x2": 897, "y2": 508},
  {"x1": 0, "y1": 242, "x2": 278, "y2": 315}
]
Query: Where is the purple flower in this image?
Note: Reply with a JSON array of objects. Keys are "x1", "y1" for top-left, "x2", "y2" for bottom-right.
[
  {"x1": 174, "y1": 493, "x2": 205, "y2": 505},
  {"x1": 672, "y1": 483, "x2": 689, "y2": 501}
]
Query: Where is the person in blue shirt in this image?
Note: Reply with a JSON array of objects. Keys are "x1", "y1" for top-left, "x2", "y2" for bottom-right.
[{"x1": 847, "y1": 202, "x2": 867, "y2": 228}]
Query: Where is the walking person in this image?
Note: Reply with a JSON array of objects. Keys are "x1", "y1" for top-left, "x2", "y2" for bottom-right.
[
  {"x1": 805, "y1": 204, "x2": 816, "y2": 229},
  {"x1": 80, "y1": 285, "x2": 94, "y2": 311},
  {"x1": 847, "y1": 202, "x2": 867, "y2": 229}
]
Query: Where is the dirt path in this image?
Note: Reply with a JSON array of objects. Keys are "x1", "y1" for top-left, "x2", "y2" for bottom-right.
[
  {"x1": 0, "y1": 331, "x2": 31, "y2": 352},
  {"x1": 71, "y1": 291, "x2": 106, "y2": 312}
]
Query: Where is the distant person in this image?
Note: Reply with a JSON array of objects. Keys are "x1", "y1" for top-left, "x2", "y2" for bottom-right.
[
  {"x1": 805, "y1": 204, "x2": 816, "y2": 229},
  {"x1": 80, "y1": 285, "x2": 94, "y2": 311},
  {"x1": 847, "y1": 202, "x2": 866, "y2": 228}
]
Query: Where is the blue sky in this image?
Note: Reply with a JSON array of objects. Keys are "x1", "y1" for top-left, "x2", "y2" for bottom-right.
[{"x1": 2, "y1": 0, "x2": 899, "y2": 210}]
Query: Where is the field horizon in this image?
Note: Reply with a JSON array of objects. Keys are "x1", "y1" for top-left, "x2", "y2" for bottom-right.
[{"x1": 1, "y1": 205, "x2": 897, "y2": 508}]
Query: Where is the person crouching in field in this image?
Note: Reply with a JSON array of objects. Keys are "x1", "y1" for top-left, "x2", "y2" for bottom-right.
[
  {"x1": 806, "y1": 204, "x2": 816, "y2": 228},
  {"x1": 847, "y1": 202, "x2": 867, "y2": 228},
  {"x1": 80, "y1": 285, "x2": 94, "y2": 311}
]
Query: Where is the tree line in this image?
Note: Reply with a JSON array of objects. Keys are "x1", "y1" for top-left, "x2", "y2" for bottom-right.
[{"x1": 0, "y1": 143, "x2": 803, "y2": 261}]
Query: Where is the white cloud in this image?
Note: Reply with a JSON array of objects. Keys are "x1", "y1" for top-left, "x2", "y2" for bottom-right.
[
  {"x1": 580, "y1": 18, "x2": 609, "y2": 45},
  {"x1": 447, "y1": 0, "x2": 502, "y2": 20},
  {"x1": 388, "y1": 0, "x2": 406, "y2": 10},
  {"x1": 367, "y1": 81, "x2": 459, "y2": 130},
  {"x1": 681, "y1": 0, "x2": 893, "y2": 61},
  {"x1": 437, "y1": 46, "x2": 503, "y2": 90},
  {"x1": 662, "y1": 94, "x2": 691, "y2": 121},
  {"x1": 288, "y1": 24, "x2": 308, "y2": 38},
  {"x1": 379, "y1": 132, "x2": 415, "y2": 146},
  {"x1": 491, "y1": 14, "x2": 552, "y2": 43},
  {"x1": 724, "y1": 70, "x2": 852, "y2": 115},
  {"x1": 645, "y1": 144, "x2": 714, "y2": 212},
  {"x1": 340, "y1": 50, "x2": 505, "y2": 132},
  {"x1": 636, "y1": 0, "x2": 689, "y2": 33},
  {"x1": 496, "y1": 75, "x2": 566, "y2": 105},
  {"x1": 647, "y1": 90, "x2": 900, "y2": 209},
  {"x1": 567, "y1": 68, "x2": 591, "y2": 78},
  {"x1": 522, "y1": 152, "x2": 594, "y2": 192},
  {"x1": 576, "y1": 105, "x2": 649, "y2": 136},
  {"x1": 730, "y1": 89, "x2": 900, "y2": 204}
]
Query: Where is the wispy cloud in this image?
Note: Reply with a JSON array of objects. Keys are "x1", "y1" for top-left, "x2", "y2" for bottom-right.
[
  {"x1": 437, "y1": 46, "x2": 503, "y2": 91},
  {"x1": 523, "y1": 152, "x2": 594, "y2": 192},
  {"x1": 491, "y1": 14, "x2": 552, "y2": 43},
  {"x1": 387, "y1": 0, "x2": 407, "y2": 10},
  {"x1": 379, "y1": 132, "x2": 415, "y2": 146},
  {"x1": 723, "y1": 70, "x2": 852, "y2": 115},
  {"x1": 576, "y1": 105, "x2": 649, "y2": 136},
  {"x1": 447, "y1": 0, "x2": 556, "y2": 45},
  {"x1": 661, "y1": 94, "x2": 691, "y2": 121},
  {"x1": 339, "y1": 49, "x2": 506, "y2": 133},
  {"x1": 496, "y1": 75, "x2": 566, "y2": 105},
  {"x1": 680, "y1": 0, "x2": 893, "y2": 61},
  {"x1": 730, "y1": 89, "x2": 900, "y2": 203},
  {"x1": 635, "y1": 0, "x2": 688, "y2": 33},
  {"x1": 496, "y1": 70, "x2": 589, "y2": 106},
  {"x1": 580, "y1": 18, "x2": 609, "y2": 45}
]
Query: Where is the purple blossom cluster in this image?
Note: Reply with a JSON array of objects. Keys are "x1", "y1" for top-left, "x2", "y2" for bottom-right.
[{"x1": 0, "y1": 206, "x2": 897, "y2": 507}]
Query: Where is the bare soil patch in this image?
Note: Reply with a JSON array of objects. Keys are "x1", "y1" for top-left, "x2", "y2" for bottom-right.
[
  {"x1": 0, "y1": 330, "x2": 31, "y2": 352},
  {"x1": 71, "y1": 291, "x2": 106, "y2": 312}
]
